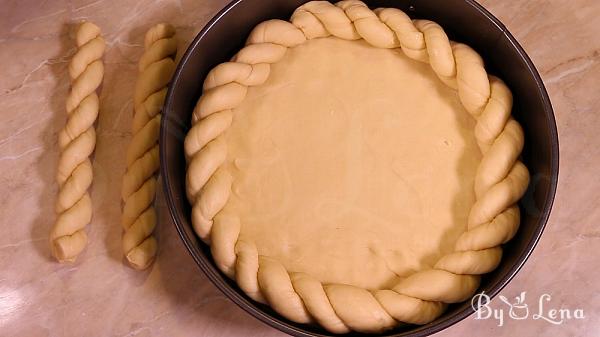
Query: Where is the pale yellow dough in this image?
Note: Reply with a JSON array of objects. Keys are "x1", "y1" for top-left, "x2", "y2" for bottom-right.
[
  {"x1": 121, "y1": 23, "x2": 177, "y2": 270},
  {"x1": 51, "y1": 21, "x2": 104, "y2": 263},
  {"x1": 223, "y1": 37, "x2": 481, "y2": 290},
  {"x1": 184, "y1": 0, "x2": 530, "y2": 333}
]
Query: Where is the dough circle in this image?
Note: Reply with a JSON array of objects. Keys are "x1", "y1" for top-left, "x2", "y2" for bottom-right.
[{"x1": 184, "y1": 0, "x2": 530, "y2": 333}]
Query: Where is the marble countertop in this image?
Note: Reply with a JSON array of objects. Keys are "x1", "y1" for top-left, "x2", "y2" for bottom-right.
[{"x1": 1, "y1": 0, "x2": 598, "y2": 336}]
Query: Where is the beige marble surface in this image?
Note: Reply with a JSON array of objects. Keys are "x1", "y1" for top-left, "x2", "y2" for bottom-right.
[{"x1": 0, "y1": 0, "x2": 598, "y2": 336}]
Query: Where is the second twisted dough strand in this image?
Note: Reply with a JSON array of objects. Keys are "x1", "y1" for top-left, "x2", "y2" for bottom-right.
[{"x1": 121, "y1": 23, "x2": 177, "y2": 270}]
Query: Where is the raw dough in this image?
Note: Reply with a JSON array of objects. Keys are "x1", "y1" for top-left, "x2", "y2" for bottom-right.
[
  {"x1": 51, "y1": 21, "x2": 104, "y2": 263},
  {"x1": 121, "y1": 23, "x2": 177, "y2": 270},
  {"x1": 184, "y1": 0, "x2": 530, "y2": 333},
  {"x1": 224, "y1": 37, "x2": 481, "y2": 290}
]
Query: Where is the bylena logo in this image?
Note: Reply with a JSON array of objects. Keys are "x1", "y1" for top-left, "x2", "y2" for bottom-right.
[
  {"x1": 498, "y1": 292, "x2": 528, "y2": 320},
  {"x1": 471, "y1": 291, "x2": 585, "y2": 327}
]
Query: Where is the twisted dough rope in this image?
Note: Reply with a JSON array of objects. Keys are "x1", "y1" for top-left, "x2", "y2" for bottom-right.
[
  {"x1": 184, "y1": 1, "x2": 530, "y2": 333},
  {"x1": 121, "y1": 23, "x2": 177, "y2": 270},
  {"x1": 51, "y1": 22, "x2": 105, "y2": 263}
]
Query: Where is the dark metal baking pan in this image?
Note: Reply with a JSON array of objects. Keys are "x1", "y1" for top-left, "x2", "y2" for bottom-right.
[{"x1": 160, "y1": 1, "x2": 559, "y2": 335}]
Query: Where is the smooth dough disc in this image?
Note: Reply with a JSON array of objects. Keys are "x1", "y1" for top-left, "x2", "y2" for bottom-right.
[{"x1": 221, "y1": 37, "x2": 482, "y2": 290}]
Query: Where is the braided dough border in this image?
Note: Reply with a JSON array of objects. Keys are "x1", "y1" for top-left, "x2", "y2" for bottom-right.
[{"x1": 184, "y1": 1, "x2": 530, "y2": 333}]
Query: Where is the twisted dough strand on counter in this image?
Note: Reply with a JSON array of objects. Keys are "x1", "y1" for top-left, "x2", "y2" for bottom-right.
[
  {"x1": 184, "y1": 1, "x2": 530, "y2": 333},
  {"x1": 51, "y1": 21, "x2": 105, "y2": 263},
  {"x1": 121, "y1": 23, "x2": 177, "y2": 270}
]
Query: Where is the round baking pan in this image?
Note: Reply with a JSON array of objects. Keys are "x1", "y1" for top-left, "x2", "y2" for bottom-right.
[{"x1": 160, "y1": 0, "x2": 559, "y2": 335}]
